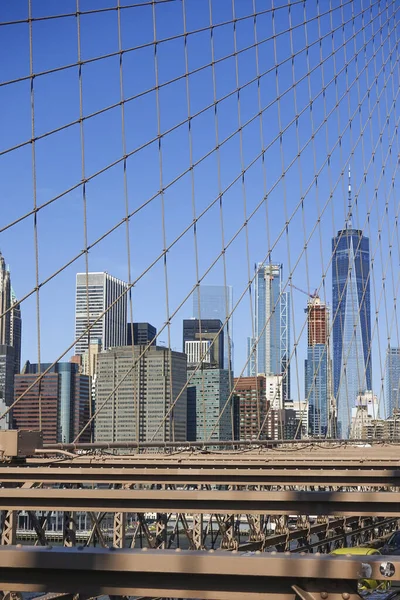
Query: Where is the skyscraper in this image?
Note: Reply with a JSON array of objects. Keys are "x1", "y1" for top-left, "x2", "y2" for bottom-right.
[
  {"x1": 0, "y1": 252, "x2": 22, "y2": 426},
  {"x1": 14, "y1": 360, "x2": 90, "y2": 443},
  {"x1": 304, "y1": 297, "x2": 331, "y2": 436},
  {"x1": 234, "y1": 375, "x2": 268, "y2": 440},
  {"x1": 94, "y1": 345, "x2": 187, "y2": 443},
  {"x1": 183, "y1": 319, "x2": 224, "y2": 370},
  {"x1": 251, "y1": 263, "x2": 290, "y2": 400},
  {"x1": 187, "y1": 369, "x2": 233, "y2": 441},
  {"x1": 127, "y1": 322, "x2": 157, "y2": 346},
  {"x1": 247, "y1": 337, "x2": 256, "y2": 377},
  {"x1": 332, "y1": 170, "x2": 371, "y2": 438},
  {"x1": 193, "y1": 285, "x2": 233, "y2": 370},
  {"x1": 0, "y1": 346, "x2": 15, "y2": 428},
  {"x1": 0, "y1": 253, "x2": 11, "y2": 347},
  {"x1": 10, "y1": 289, "x2": 21, "y2": 375},
  {"x1": 385, "y1": 347, "x2": 400, "y2": 418},
  {"x1": 75, "y1": 272, "x2": 128, "y2": 355}
]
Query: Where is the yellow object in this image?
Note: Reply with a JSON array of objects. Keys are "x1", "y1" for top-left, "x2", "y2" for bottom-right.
[
  {"x1": 330, "y1": 547, "x2": 380, "y2": 556},
  {"x1": 330, "y1": 547, "x2": 390, "y2": 592}
]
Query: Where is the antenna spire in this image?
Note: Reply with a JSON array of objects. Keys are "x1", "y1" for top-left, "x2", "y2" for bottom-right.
[{"x1": 347, "y1": 165, "x2": 352, "y2": 228}]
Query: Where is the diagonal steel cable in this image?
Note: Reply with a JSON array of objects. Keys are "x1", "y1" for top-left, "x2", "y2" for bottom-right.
[{"x1": 0, "y1": 0, "x2": 393, "y2": 330}]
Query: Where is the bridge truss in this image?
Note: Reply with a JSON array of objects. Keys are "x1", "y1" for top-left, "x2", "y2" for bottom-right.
[{"x1": 0, "y1": 438, "x2": 398, "y2": 598}]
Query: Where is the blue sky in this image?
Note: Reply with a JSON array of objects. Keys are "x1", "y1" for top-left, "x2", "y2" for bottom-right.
[{"x1": 0, "y1": 0, "x2": 399, "y2": 406}]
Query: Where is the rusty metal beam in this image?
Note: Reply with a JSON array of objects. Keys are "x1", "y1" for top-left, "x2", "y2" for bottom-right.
[
  {"x1": 0, "y1": 546, "x2": 395, "y2": 599},
  {"x1": 0, "y1": 488, "x2": 400, "y2": 515}
]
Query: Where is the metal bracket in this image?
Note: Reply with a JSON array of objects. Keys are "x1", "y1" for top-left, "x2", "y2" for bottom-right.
[{"x1": 292, "y1": 582, "x2": 362, "y2": 600}]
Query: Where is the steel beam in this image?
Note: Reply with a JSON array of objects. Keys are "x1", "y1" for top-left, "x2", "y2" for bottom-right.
[
  {"x1": 1, "y1": 511, "x2": 17, "y2": 545},
  {"x1": 3, "y1": 465, "x2": 400, "y2": 486},
  {"x1": 0, "y1": 489, "x2": 400, "y2": 515},
  {"x1": 0, "y1": 546, "x2": 396, "y2": 599},
  {"x1": 41, "y1": 438, "x2": 400, "y2": 450}
]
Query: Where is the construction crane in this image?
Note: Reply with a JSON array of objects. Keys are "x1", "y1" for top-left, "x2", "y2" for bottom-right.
[{"x1": 289, "y1": 282, "x2": 319, "y2": 299}]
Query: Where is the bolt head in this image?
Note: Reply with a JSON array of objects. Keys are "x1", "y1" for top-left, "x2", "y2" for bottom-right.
[{"x1": 320, "y1": 593, "x2": 328, "y2": 599}]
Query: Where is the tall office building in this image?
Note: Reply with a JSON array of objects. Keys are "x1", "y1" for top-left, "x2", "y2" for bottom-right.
[
  {"x1": 234, "y1": 375, "x2": 267, "y2": 440},
  {"x1": 0, "y1": 252, "x2": 11, "y2": 347},
  {"x1": 187, "y1": 369, "x2": 233, "y2": 441},
  {"x1": 385, "y1": 347, "x2": 400, "y2": 418},
  {"x1": 285, "y1": 399, "x2": 309, "y2": 437},
  {"x1": 81, "y1": 339, "x2": 102, "y2": 378},
  {"x1": 304, "y1": 297, "x2": 331, "y2": 436},
  {"x1": 193, "y1": 285, "x2": 233, "y2": 370},
  {"x1": 350, "y1": 390, "x2": 379, "y2": 439},
  {"x1": 0, "y1": 253, "x2": 22, "y2": 426},
  {"x1": 13, "y1": 371, "x2": 59, "y2": 443},
  {"x1": 95, "y1": 345, "x2": 187, "y2": 443},
  {"x1": 183, "y1": 319, "x2": 224, "y2": 370},
  {"x1": 250, "y1": 263, "x2": 290, "y2": 400},
  {"x1": 127, "y1": 322, "x2": 157, "y2": 346},
  {"x1": 247, "y1": 337, "x2": 256, "y2": 377},
  {"x1": 13, "y1": 360, "x2": 90, "y2": 443},
  {"x1": 75, "y1": 272, "x2": 128, "y2": 355},
  {"x1": 265, "y1": 374, "x2": 283, "y2": 409},
  {"x1": 0, "y1": 346, "x2": 15, "y2": 428},
  {"x1": 10, "y1": 289, "x2": 21, "y2": 375},
  {"x1": 332, "y1": 170, "x2": 371, "y2": 438}
]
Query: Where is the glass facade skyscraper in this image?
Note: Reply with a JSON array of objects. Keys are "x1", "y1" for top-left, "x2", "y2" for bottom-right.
[
  {"x1": 183, "y1": 319, "x2": 224, "y2": 370},
  {"x1": 304, "y1": 298, "x2": 331, "y2": 436},
  {"x1": 332, "y1": 226, "x2": 371, "y2": 438},
  {"x1": 251, "y1": 263, "x2": 290, "y2": 400},
  {"x1": 247, "y1": 336, "x2": 256, "y2": 377},
  {"x1": 193, "y1": 285, "x2": 233, "y2": 370},
  {"x1": 187, "y1": 369, "x2": 233, "y2": 441},
  {"x1": 385, "y1": 347, "x2": 400, "y2": 418},
  {"x1": 305, "y1": 345, "x2": 328, "y2": 435},
  {"x1": 15, "y1": 360, "x2": 90, "y2": 443}
]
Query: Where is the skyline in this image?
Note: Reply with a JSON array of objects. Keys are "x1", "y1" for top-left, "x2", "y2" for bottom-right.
[
  {"x1": 1, "y1": 233, "x2": 398, "y2": 427},
  {"x1": 1, "y1": 0, "x2": 399, "y2": 423}
]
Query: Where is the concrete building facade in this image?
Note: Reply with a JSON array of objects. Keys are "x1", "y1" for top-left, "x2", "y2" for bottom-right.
[
  {"x1": 234, "y1": 375, "x2": 267, "y2": 440},
  {"x1": 95, "y1": 345, "x2": 187, "y2": 443}
]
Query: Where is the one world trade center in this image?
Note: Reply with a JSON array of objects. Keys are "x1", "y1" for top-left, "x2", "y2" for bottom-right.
[{"x1": 332, "y1": 169, "x2": 371, "y2": 438}]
